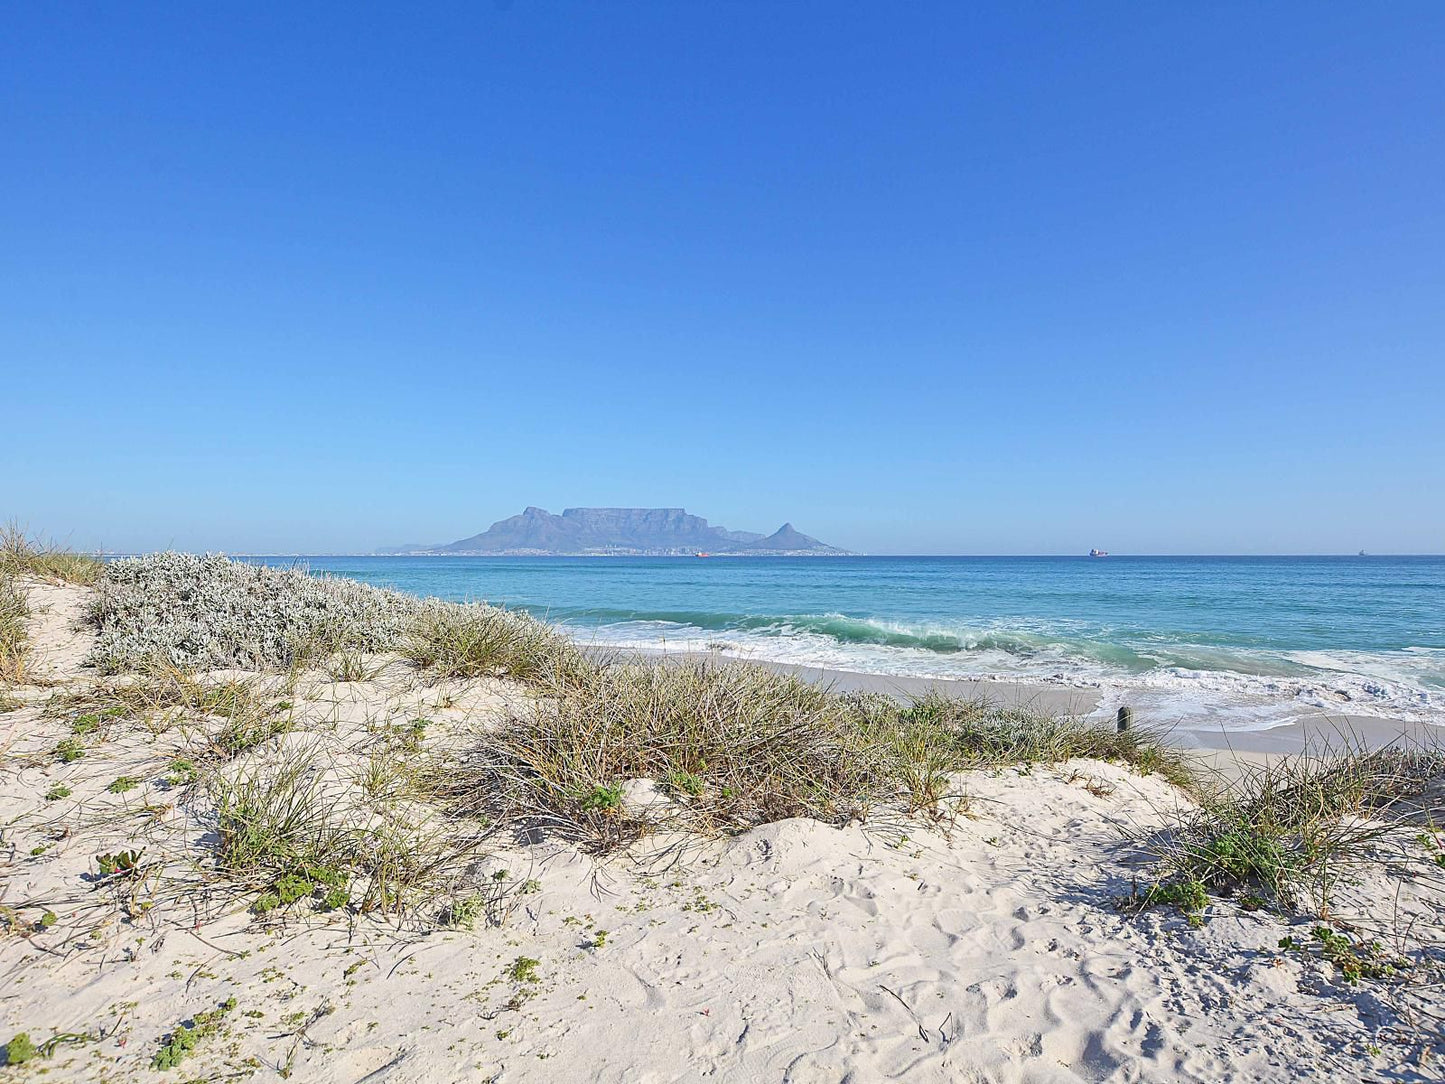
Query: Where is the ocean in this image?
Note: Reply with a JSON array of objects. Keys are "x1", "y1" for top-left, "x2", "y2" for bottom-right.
[{"x1": 251, "y1": 555, "x2": 1445, "y2": 733}]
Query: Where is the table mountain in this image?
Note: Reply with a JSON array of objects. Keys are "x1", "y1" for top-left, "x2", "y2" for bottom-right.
[{"x1": 379, "y1": 507, "x2": 847, "y2": 556}]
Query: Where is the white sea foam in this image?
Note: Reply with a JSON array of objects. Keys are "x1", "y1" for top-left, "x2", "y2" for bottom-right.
[{"x1": 565, "y1": 618, "x2": 1445, "y2": 733}]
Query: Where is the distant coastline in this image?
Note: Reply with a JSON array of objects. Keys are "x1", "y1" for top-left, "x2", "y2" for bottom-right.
[
  {"x1": 377, "y1": 506, "x2": 850, "y2": 557},
  {"x1": 368, "y1": 550, "x2": 852, "y2": 558}
]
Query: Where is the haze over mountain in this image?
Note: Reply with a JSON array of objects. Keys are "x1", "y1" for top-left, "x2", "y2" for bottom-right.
[{"x1": 380, "y1": 507, "x2": 847, "y2": 556}]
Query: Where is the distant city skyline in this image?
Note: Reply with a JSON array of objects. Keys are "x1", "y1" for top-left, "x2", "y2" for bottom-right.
[{"x1": 5, "y1": 4, "x2": 1443, "y2": 556}]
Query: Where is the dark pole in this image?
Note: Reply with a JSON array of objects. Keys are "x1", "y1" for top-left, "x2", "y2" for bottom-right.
[{"x1": 1116, "y1": 706, "x2": 1133, "y2": 732}]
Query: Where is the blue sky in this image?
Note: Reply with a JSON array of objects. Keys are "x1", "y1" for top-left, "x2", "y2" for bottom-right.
[{"x1": 4, "y1": 3, "x2": 1443, "y2": 555}]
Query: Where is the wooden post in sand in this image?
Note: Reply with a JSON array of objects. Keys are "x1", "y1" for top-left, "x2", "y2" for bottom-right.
[{"x1": 1116, "y1": 706, "x2": 1133, "y2": 732}]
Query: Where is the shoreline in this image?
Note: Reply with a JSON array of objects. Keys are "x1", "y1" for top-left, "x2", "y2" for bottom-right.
[
  {"x1": 617, "y1": 645, "x2": 1445, "y2": 755},
  {"x1": 4, "y1": 558, "x2": 1443, "y2": 1080},
  {"x1": 796, "y1": 662, "x2": 1445, "y2": 754},
  {"x1": 250, "y1": 553, "x2": 1445, "y2": 740}
]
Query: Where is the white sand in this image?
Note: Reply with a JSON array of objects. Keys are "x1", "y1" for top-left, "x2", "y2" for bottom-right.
[{"x1": 1, "y1": 583, "x2": 1441, "y2": 1081}]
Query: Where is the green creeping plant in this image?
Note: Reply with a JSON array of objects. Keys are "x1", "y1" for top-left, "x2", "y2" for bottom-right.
[{"x1": 95, "y1": 849, "x2": 143, "y2": 877}]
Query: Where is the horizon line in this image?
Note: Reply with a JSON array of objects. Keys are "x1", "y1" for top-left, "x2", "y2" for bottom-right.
[{"x1": 94, "y1": 550, "x2": 1445, "y2": 559}]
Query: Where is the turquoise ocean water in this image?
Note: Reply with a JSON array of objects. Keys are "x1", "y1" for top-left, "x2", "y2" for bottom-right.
[{"x1": 254, "y1": 555, "x2": 1445, "y2": 732}]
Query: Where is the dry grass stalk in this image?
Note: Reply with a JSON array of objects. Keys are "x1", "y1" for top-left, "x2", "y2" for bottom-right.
[
  {"x1": 0, "y1": 526, "x2": 103, "y2": 683},
  {"x1": 1139, "y1": 734, "x2": 1444, "y2": 911},
  {"x1": 438, "y1": 660, "x2": 1192, "y2": 852}
]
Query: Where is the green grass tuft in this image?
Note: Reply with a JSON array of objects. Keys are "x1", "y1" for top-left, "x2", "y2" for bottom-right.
[
  {"x1": 71, "y1": 713, "x2": 102, "y2": 735},
  {"x1": 402, "y1": 601, "x2": 591, "y2": 686},
  {"x1": 1145, "y1": 739, "x2": 1444, "y2": 911},
  {"x1": 438, "y1": 660, "x2": 1194, "y2": 852},
  {"x1": 0, "y1": 523, "x2": 101, "y2": 682},
  {"x1": 210, "y1": 748, "x2": 471, "y2": 917},
  {"x1": 579, "y1": 783, "x2": 625, "y2": 812},
  {"x1": 0, "y1": 524, "x2": 103, "y2": 587}
]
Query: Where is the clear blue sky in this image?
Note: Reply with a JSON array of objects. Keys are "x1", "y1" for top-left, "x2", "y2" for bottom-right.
[{"x1": 4, "y1": 3, "x2": 1443, "y2": 555}]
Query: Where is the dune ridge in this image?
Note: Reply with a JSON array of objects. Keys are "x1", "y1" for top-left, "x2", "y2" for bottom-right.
[{"x1": 0, "y1": 550, "x2": 1441, "y2": 1081}]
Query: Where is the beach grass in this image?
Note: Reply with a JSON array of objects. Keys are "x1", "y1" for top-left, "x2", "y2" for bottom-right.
[
  {"x1": 1138, "y1": 737, "x2": 1445, "y2": 911},
  {"x1": 60, "y1": 552, "x2": 1199, "y2": 859},
  {"x1": 401, "y1": 600, "x2": 591, "y2": 686},
  {"x1": 209, "y1": 742, "x2": 486, "y2": 917},
  {"x1": 887, "y1": 689, "x2": 1196, "y2": 788},
  {"x1": 439, "y1": 659, "x2": 1194, "y2": 850},
  {"x1": 44, "y1": 666, "x2": 289, "y2": 750},
  {"x1": 0, "y1": 524, "x2": 103, "y2": 588},
  {"x1": 0, "y1": 569, "x2": 27, "y2": 683},
  {"x1": 0, "y1": 527, "x2": 103, "y2": 683},
  {"x1": 442, "y1": 661, "x2": 888, "y2": 848}
]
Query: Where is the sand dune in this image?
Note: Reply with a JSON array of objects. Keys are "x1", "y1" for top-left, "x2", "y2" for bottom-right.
[{"x1": 1, "y1": 581, "x2": 1440, "y2": 1082}]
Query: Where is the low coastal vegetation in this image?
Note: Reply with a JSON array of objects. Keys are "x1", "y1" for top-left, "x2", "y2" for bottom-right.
[
  {"x1": 892, "y1": 689, "x2": 1197, "y2": 787},
  {"x1": 447, "y1": 662, "x2": 1192, "y2": 850},
  {"x1": 151, "y1": 997, "x2": 237, "y2": 1071},
  {"x1": 77, "y1": 551, "x2": 1195, "y2": 847},
  {"x1": 0, "y1": 526, "x2": 102, "y2": 682},
  {"x1": 1117, "y1": 739, "x2": 1445, "y2": 1042},
  {"x1": 43, "y1": 666, "x2": 290, "y2": 759},
  {"x1": 401, "y1": 600, "x2": 590, "y2": 686},
  {"x1": 211, "y1": 744, "x2": 483, "y2": 916},
  {"x1": 0, "y1": 525, "x2": 103, "y2": 588},
  {"x1": 0, "y1": 571, "x2": 27, "y2": 684},
  {"x1": 88, "y1": 550, "x2": 592, "y2": 690},
  {"x1": 7, "y1": 547, "x2": 1438, "y2": 894},
  {"x1": 1, "y1": 544, "x2": 1442, "y2": 1075},
  {"x1": 449, "y1": 661, "x2": 892, "y2": 849},
  {"x1": 88, "y1": 552, "x2": 420, "y2": 673},
  {"x1": 1139, "y1": 741, "x2": 1445, "y2": 913},
  {"x1": 2, "y1": 549, "x2": 1204, "y2": 917}
]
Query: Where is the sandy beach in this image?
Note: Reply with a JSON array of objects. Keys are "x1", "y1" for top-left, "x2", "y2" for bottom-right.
[
  {"x1": 643, "y1": 651, "x2": 1445, "y2": 757},
  {"x1": 826, "y1": 670, "x2": 1445, "y2": 757},
  {"x1": 1, "y1": 563, "x2": 1441, "y2": 1083},
  {"x1": 10, "y1": 4, "x2": 1444, "y2": 1077}
]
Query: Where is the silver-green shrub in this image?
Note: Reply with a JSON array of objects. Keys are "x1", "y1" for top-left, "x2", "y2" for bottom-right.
[{"x1": 88, "y1": 553, "x2": 423, "y2": 672}]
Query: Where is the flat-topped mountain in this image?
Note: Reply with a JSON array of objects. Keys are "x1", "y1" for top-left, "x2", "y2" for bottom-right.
[{"x1": 380, "y1": 507, "x2": 848, "y2": 556}]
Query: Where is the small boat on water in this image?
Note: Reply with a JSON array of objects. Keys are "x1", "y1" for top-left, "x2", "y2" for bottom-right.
[
  {"x1": 695, "y1": 552, "x2": 711, "y2": 558},
  {"x1": 1089, "y1": 548, "x2": 1109, "y2": 558}
]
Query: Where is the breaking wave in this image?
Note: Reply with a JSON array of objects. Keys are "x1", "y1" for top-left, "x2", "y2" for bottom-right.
[{"x1": 543, "y1": 608, "x2": 1445, "y2": 731}]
